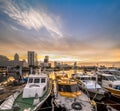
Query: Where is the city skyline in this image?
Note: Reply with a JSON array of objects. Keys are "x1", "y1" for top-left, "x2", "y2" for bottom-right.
[{"x1": 0, "y1": 0, "x2": 120, "y2": 62}]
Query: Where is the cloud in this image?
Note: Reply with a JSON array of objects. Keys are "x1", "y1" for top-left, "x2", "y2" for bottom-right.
[
  {"x1": 10, "y1": 25, "x2": 23, "y2": 32},
  {"x1": 0, "y1": 0, "x2": 63, "y2": 38}
]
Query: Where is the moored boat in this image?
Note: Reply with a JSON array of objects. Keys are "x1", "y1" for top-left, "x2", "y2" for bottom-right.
[
  {"x1": 54, "y1": 77, "x2": 96, "y2": 111},
  {"x1": 97, "y1": 68, "x2": 120, "y2": 80},
  {"x1": 72, "y1": 74, "x2": 107, "y2": 101},
  {"x1": 97, "y1": 73, "x2": 120, "y2": 98},
  {"x1": 0, "y1": 70, "x2": 52, "y2": 111}
]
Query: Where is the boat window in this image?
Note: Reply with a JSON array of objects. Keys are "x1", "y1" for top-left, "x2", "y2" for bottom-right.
[
  {"x1": 76, "y1": 77, "x2": 80, "y2": 79},
  {"x1": 102, "y1": 76, "x2": 108, "y2": 80},
  {"x1": 92, "y1": 77, "x2": 96, "y2": 80},
  {"x1": 29, "y1": 78, "x2": 33, "y2": 83},
  {"x1": 106, "y1": 76, "x2": 117, "y2": 81},
  {"x1": 41, "y1": 78, "x2": 46, "y2": 83},
  {"x1": 80, "y1": 77, "x2": 84, "y2": 80},
  {"x1": 58, "y1": 84, "x2": 79, "y2": 92},
  {"x1": 34, "y1": 78, "x2": 40, "y2": 83},
  {"x1": 80, "y1": 77, "x2": 86, "y2": 80}
]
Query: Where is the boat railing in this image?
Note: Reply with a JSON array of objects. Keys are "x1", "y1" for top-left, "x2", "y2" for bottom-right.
[{"x1": 0, "y1": 90, "x2": 22, "y2": 110}]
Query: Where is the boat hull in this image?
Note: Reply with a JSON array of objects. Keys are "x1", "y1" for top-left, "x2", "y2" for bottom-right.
[
  {"x1": 79, "y1": 86, "x2": 105, "y2": 101},
  {"x1": 105, "y1": 87, "x2": 120, "y2": 98},
  {"x1": 87, "y1": 90, "x2": 105, "y2": 101}
]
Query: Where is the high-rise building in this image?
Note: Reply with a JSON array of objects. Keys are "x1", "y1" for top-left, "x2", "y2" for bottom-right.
[
  {"x1": 14, "y1": 53, "x2": 19, "y2": 61},
  {"x1": 44, "y1": 56, "x2": 49, "y2": 63},
  {"x1": 73, "y1": 61, "x2": 77, "y2": 69},
  {"x1": 43, "y1": 56, "x2": 49, "y2": 67},
  {"x1": 28, "y1": 51, "x2": 38, "y2": 66}
]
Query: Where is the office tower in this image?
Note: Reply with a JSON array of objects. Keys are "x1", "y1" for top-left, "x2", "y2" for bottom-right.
[
  {"x1": 44, "y1": 56, "x2": 49, "y2": 67},
  {"x1": 14, "y1": 53, "x2": 19, "y2": 61},
  {"x1": 44, "y1": 56, "x2": 49, "y2": 63},
  {"x1": 28, "y1": 51, "x2": 37, "y2": 66}
]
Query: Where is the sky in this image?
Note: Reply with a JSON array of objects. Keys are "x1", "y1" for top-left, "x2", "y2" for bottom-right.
[{"x1": 0, "y1": 0, "x2": 120, "y2": 62}]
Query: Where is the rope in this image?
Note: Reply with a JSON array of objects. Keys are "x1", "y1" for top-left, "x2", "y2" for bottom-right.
[
  {"x1": 96, "y1": 101, "x2": 120, "y2": 106},
  {"x1": 51, "y1": 96, "x2": 54, "y2": 111},
  {"x1": 92, "y1": 90, "x2": 98, "y2": 101},
  {"x1": 39, "y1": 106, "x2": 52, "y2": 110},
  {"x1": 76, "y1": 79, "x2": 90, "y2": 100}
]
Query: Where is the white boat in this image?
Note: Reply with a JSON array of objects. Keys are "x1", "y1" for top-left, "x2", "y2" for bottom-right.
[
  {"x1": 97, "y1": 73, "x2": 120, "y2": 98},
  {"x1": 54, "y1": 77, "x2": 96, "y2": 111},
  {"x1": 72, "y1": 74, "x2": 107, "y2": 101},
  {"x1": 97, "y1": 68, "x2": 120, "y2": 80},
  {"x1": 0, "y1": 70, "x2": 52, "y2": 111}
]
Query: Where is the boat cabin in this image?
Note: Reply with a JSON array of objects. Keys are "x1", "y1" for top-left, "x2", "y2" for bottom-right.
[
  {"x1": 98, "y1": 69, "x2": 120, "y2": 80},
  {"x1": 72, "y1": 74, "x2": 96, "y2": 81},
  {"x1": 97, "y1": 73, "x2": 120, "y2": 89},
  {"x1": 57, "y1": 79, "x2": 81, "y2": 98},
  {"x1": 23, "y1": 74, "x2": 48, "y2": 98},
  {"x1": 74, "y1": 75, "x2": 101, "y2": 89}
]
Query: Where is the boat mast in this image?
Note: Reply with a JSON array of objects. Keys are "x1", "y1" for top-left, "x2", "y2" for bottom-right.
[
  {"x1": 30, "y1": 67, "x2": 33, "y2": 74},
  {"x1": 38, "y1": 66, "x2": 41, "y2": 75},
  {"x1": 95, "y1": 65, "x2": 98, "y2": 89},
  {"x1": 62, "y1": 62, "x2": 64, "y2": 77},
  {"x1": 19, "y1": 66, "x2": 22, "y2": 77}
]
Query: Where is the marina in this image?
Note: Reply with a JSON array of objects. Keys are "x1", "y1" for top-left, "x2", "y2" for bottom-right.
[{"x1": 0, "y1": 68, "x2": 120, "y2": 111}]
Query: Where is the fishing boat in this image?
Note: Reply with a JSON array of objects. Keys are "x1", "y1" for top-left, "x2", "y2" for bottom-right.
[
  {"x1": 54, "y1": 77, "x2": 95, "y2": 111},
  {"x1": 72, "y1": 74, "x2": 107, "y2": 101},
  {"x1": 97, "y1": 73, "x2": 120, "y2": 98},
  {"x1": 0, "y1": 70, "x2": 52, "y2": 111}
]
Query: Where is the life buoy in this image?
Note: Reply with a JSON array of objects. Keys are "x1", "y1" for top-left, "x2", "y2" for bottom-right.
[{"x1": 71, "y1": 102, "x2": 82, "y2": 110}]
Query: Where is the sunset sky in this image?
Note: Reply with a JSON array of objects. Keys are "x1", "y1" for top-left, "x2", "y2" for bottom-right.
[{"x1": 0, "y1": 0, "x2": 120, "y2": 62}]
